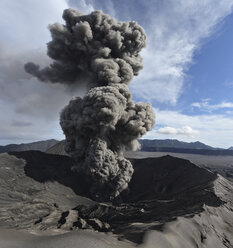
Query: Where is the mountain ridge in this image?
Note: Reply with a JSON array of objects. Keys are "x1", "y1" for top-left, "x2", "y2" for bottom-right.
[
  {"x1": 2, "y1": 138, "x2": 233, "y2": 156},
  {"x1": 0, "y1": 139, "x2": 59, "y2": 153},
  {"x1": 139, "y1": 139, "x2": 219, "y2": 150},
  {"x1": 47, "y1": 139, "x2": 233, "y2": 157}
]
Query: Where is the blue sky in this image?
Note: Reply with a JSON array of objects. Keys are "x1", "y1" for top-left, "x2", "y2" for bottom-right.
[
  {"x1": 184, "y1": 13, "x2": 233, "y2": 111},
  {"x1": 1, "y1": 0, "x2": 233, "y2": 148}
]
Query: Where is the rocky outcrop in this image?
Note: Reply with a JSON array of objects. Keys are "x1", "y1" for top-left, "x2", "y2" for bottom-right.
[{"x1": 34, "y1": 208, "x2": 111, "y2": 233}]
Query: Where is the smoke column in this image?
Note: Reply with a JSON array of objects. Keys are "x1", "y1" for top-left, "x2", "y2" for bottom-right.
[{"x1": 25, "y1": 8, "x2": 155, "y2": 200}]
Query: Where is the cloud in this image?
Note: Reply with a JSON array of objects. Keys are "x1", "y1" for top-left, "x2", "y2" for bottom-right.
[
  {"x1": 191, "y1": 99, "x2": 233, "y2": 111},
  {"x1": 157, "y1": 126, "x2": 199, "y2": 137},
  {"x1": 0, "y1": 0, "x2": 68, "y2": 50},
  {"x1": 1, "y1": 0, "x2": 233, "y2": 147},
  {"x1": 130, "y1": 0, "x2": 233, "y2": 104},
  {"x1": 67, "y1": 0, "x2": 94, "y2": 13},
  {"x1": 0, "y1": 43, "x2": 74, "y2": 116},
  {"x1": 11, "y1": 120, "x2": 32, "y2": 127},
  {"x1": 143, "y1": 108, "x2": 233, "y2": 148},
  {"x1": 0, "y1": 0, "x2": 72, "y2": 145},
  {"x1": 65, "y1": 0, "x2": 233, "y2": 104},
  {"x1": 0, "y1": 103, "x2": 63, "y2": 145}
]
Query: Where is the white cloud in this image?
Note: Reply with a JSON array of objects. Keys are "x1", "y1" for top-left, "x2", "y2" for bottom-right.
[
  {"x1": 67, "y1": 0, "x2": 94, "y2": 14},
  {"x1": 143, "y1": 108, "x2": 233, "y2": 148},
  {"x1": 157, "y1": 126, "x2": 199, "y2": 137},
  {"x1": 1, "y1": 0, "x2": 233, "y2": 147},
  {"x1": 191, "y1": 99, "x2": 233, "y2": 111},
  {"x1": 0, "y1": 0, "x2": 68, "y2": 50},
  {"x1": 0, "y1": 0, "x2": 71, "y2": 145},
  {"x1": 0, "y1": 0, "x2": 100, "y2": 145},
  {"x1": 224, "y1": 81, "x2": 233, "y2": 87},
  {"x1": 131, "y1": 0, "x2": 233, "y2": 104}
]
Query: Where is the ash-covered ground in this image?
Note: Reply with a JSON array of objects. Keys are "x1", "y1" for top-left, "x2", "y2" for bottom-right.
[{"x1": 0, "y1": 151, "x2": 232, "y2": 247}]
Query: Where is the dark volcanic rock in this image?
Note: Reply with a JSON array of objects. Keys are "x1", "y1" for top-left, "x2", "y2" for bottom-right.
[
  {"x1": 73, "y1": 217, "x2": 87, "y2": 229},
  {"x1": 86, "y1": 218, "x2": 110, "y2": 232}
]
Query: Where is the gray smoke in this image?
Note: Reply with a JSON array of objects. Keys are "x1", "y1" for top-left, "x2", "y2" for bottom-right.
[
  {"x1": 25, "y1": 8, "x2": 146, "y2": 88},
  {"x1": 25, "y1": 8, "x2": 155, "y2": 200}
]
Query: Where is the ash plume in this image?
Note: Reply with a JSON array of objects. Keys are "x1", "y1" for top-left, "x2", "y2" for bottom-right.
[
  {"x1": 24, "y1": 8, "x2": 146, "y2": 88},
  {"x1": 25, "y1": 8, "x2": 155, "y2": 200}
]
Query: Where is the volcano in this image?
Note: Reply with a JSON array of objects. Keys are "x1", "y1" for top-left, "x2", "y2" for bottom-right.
[{"x1": 0, "y1": 151, "x2": 232, "y2": 247}]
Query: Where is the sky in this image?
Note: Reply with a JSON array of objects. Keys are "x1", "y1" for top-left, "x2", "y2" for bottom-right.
[{"x1": 1, "y1": 0, "x2": 233, "y2": 148}]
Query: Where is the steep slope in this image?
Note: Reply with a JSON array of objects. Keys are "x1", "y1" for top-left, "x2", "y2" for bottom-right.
[
  {"x1": 142, "y1": 175, "x2": 233, "y2": 248},
  {"x1": 46, "y1": 140, "x2": 67, "y2": 156},
  {"x1": 126, "y1": 151, "x2": 233, "y2": 182},
  {"x1": 0, "y1": 139, "x2": 59, "y2": 153},
  {"x1": 0, "y1": 152, "x2": 95, "y2": 231}
]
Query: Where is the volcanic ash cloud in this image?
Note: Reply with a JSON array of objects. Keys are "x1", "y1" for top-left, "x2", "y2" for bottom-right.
[{"x1": 25, "y1": 8, "x2": 155, "y2": 200}]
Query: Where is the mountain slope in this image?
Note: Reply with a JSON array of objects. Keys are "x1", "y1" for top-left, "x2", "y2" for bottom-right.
[
  {"x1": 0, "y1": 139, "x2": 59, "y2": 153},
  {"x1": 139, "y1": 139, "x2": 216, "y2": 150},
  {"x1": 46, "y1": 140, "x2": 67, "y2": 156},
  {"x1": 143, "y1": 175, "x2": 233, "y2": 248}
]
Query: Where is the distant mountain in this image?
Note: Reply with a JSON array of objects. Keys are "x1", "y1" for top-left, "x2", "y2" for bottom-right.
[
  {"x1": 228, "y1": 146, "x2": 233, "y2": 150},
  {"x1": 0, "y1": 139, "x2": 59, "y2": 153},
  {"x1": 140, "y1": 146, "x2": 233, "y2": 156},
  {"x1": 46, "y1": 139, "x2": 233, "y2": 157},
  {"x1": 139, "y1": 139, "x2": 216, "y2": 150},
  {"x1": 138, "y1": 139, "x2": 233, "y2": 155}
]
